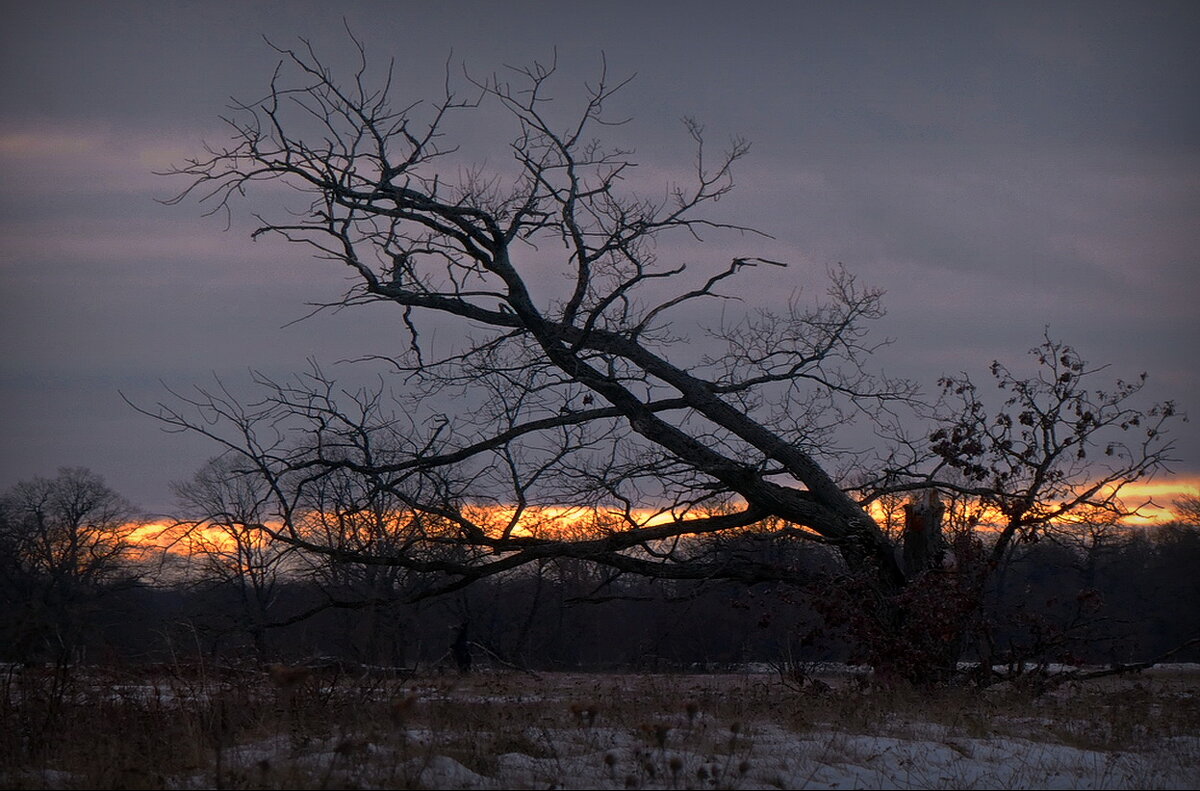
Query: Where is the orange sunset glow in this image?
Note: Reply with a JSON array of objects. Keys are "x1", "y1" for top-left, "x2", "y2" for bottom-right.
[
  {"x1": 1095, "y1": 477, "x2": 1200, "y2": 525},
  {"x1": 123, "y1": 474, "x2": 1200, "y2": 558}
]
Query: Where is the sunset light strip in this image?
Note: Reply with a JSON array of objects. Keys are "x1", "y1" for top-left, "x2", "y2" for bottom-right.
[{"x1": 123, "y1": 475, "x2": 1200, "y2": 555}]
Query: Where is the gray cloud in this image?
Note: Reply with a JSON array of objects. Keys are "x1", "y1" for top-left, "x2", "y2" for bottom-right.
[{"x1": 2, "y1": 0, "x2": 1196, "y2": 510}]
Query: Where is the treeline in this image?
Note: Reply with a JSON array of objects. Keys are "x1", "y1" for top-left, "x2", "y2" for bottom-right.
[{"x1": 2, "y1": 473, "x2": 1198, "y2": 672}]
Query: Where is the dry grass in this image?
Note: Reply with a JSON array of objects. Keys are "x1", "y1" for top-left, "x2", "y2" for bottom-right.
[{"x1": 1, "y1": 663, "x2": 1197, "y2": 789}]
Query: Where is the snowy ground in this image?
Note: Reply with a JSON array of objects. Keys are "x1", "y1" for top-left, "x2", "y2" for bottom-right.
[
  {"x1": 190, "y1": 715, "x2": 1198, "y2": 789},
  {"x1": 5, "y1": 666, "x2": 1198, "y2": 789}
]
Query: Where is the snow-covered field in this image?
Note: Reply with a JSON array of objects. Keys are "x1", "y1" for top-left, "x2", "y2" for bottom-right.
[
  {"x1": 192, "y1": 711, "x2": 1198, "y2": 789},
  {"x1": 4, "y1": 666, "x2": 1198, "y2": 789}
]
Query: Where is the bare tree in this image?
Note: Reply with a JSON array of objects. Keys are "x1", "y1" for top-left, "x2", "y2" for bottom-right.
[
  {"x1": 145, "y1": 38, "x2": 1179, "y2": 682},
  {"x1": 0, "y1": 467, "x2": 138, "y2": 662},
  {"x1": 172, "y1": 456, "x2": 294, "y2": 657},
  {"x1": 1175, "y1": 493, "x2": 1200, "y2": 526},
  {"x1": 922, "y1": 336, "x2": 1177, "y2": 566}
]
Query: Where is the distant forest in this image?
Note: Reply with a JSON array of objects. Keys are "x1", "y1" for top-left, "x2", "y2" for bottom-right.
[{"x1": 3, "y1": 489, "x2": 1198, "y2": 673}]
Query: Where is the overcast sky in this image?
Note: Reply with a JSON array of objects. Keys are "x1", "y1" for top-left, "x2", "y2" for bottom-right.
[{"x1": 2, "y1": 0, "x2": 1197, "y2": 514}]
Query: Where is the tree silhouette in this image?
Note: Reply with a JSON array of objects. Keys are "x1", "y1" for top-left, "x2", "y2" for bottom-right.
[
  {"x1": 0, "y1": 467, "x2": 138, "y2": 662},
  {"x1": 146, "y1": 37, "x2": 1179, "y2": 682}
]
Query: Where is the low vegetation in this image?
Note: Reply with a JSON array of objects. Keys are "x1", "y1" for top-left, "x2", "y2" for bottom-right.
[{"x1": 2, "y1": 664, "x2": 1197, "y2": 789}]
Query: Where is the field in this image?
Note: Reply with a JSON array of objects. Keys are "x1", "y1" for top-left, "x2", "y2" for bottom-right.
[{"x1": 2, "y1": 664, "x2": 1198, "y2": 789}]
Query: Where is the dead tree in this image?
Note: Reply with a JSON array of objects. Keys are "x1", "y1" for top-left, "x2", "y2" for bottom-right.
[
  {"x1": 902, "y1": 489, "x2": 947, "y2": 577},
  {"x1": 144, "y1": 37, "x2": 1179, "y2": 682}
]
